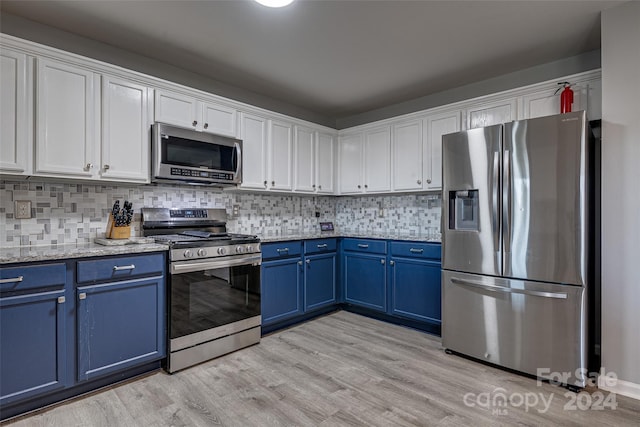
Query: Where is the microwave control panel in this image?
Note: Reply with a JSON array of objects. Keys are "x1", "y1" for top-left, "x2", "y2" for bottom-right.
[{"x1": 170, "y1": 167, "x2": 234, "y2": 181}]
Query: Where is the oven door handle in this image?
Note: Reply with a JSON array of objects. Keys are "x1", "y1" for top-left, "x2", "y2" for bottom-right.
[{"x1": 170, "y1": 254, "x2": 262, "y2": 275}]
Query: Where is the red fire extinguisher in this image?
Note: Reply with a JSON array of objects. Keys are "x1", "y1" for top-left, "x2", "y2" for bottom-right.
[{"x1": 556, "y1": 82, "x2": 574, "y2": 113}]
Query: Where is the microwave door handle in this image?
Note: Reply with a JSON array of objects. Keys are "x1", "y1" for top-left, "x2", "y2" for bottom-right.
[{"x1": 234, "y1": 142, "x2": 242, "y2": 178}]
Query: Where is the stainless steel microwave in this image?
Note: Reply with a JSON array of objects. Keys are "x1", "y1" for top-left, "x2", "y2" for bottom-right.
[{"x1": 151, "y1": 123, "x2": 242, "y2": 186}]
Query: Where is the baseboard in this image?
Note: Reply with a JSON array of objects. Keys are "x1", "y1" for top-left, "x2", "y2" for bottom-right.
[{"x1": 598, "y1": 376, "x2": 640, "y2": 401}]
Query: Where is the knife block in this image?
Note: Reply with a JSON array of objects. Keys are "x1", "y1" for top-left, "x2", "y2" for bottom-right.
[{"x1": 106, "y1": 214, "x2": 131, "y2": 239}]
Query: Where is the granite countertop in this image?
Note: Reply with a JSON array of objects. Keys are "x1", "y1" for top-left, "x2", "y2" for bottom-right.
[
  {"x1": 0, "y1": 241, "x2": 169, "y2": 265},
  {"x1": 258, "y1": 232, "x2": 441, "y2": 244},
  {"x1": 1, "y1": 233, "x2": 439, "y2": 264}
]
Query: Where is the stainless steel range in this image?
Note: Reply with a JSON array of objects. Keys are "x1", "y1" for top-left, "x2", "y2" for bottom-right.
[{"x1": 141, "y1": 208, "x2": 261, "y2": 373}]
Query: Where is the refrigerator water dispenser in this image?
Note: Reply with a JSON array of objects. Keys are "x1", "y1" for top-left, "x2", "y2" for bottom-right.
[{"x1": 449, "y1": 190, "x2": 479, "y2": 231}]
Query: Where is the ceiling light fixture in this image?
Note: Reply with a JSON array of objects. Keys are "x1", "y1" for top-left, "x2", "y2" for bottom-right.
[{"x1": 254, "y1": 0, "x2": 294, "y2": 8}]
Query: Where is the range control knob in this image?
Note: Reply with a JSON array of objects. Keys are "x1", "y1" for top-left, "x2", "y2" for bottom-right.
[
  {"x1": 246, "y1": 245, "x2": 253, "y2": 253},
  {"x1": 183, "y1": 249, "x2": 193, "y2": 259},
  {"x1": 197, "y1": 248, "x2": 208, "y2": 257},
  {"x1": 236, "y1": 246, "x2": 245, "y2": 254},
  {"x1": 217, "y1": 247, "x2": 227, "y2": 255}
]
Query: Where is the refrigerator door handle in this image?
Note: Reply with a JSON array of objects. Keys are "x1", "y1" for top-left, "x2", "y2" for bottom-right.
[
  {"x1": 502, "y1": 150, "x2": 511, "y2": 254},
  {"x1": 492, "y1": 151, "x2": 500, "y2": 249},
  {"x1": 450, "y1": 277, "x2": 568, "y2": 299}
]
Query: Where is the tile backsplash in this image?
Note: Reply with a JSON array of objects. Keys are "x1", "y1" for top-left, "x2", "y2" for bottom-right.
[{"x1": 0, "y1": 179, "x2": 441, "y2": 247}]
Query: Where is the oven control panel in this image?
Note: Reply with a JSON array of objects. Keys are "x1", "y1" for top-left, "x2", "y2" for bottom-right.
[
  {"x1": 171, "y1": 243, "x2": 261, "y2": 262},
  {"x1": 169, "y1": 209, "x2": 208, "y2": 218}
]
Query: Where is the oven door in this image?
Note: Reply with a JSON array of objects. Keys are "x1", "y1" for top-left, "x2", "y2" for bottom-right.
[{"x1": 168, "y1": 255, "x2": 261, "y2": 352}]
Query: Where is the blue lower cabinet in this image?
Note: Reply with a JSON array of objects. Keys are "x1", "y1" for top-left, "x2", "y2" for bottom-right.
[
  {"x1": 304, "y1": 252, "x2": 337, "y2": 311},
  {"x1": 389, "y1": 257, "x2": 441, "y2": 323},
  {"x1": 261, "y1": 257, "x2": 303, "y2": 325},
  {"x1": 76, "y1": 277, "x2": 165, "y2": 381},
  {"x1": 343, "y1": 252, "x2": 387, "y2": 312},
  {"x1": 0, "y1": 289, "x2": 68, "y2": 406}
]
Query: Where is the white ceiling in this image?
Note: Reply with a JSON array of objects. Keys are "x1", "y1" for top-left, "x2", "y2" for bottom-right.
[{"x1": 1, "y1": 0, "x2": 620, "y2": 121}]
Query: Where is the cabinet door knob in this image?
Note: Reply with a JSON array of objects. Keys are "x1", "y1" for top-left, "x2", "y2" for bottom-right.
[
  {"x1": 85, "y1": 163, "x2": 94, "y2": 170},
  {"x1": 192, "y1": 120, "x2": 198, "y2": 127},
  {"x1": 318, "y1": 185, "x2": 322, "y2": 190},
  {"x1": 357, "y1": 185, "x2": 361, "y2": 189},
  {"x1": 103, "y1": 164, "x2": 110, "y2": 171},
  {"x1": 312, "y1": 184, "x2": 316, "y2": 188},
  {"x1": 204, "y1": 123, "x2": 209, "y2": 129},
  {"x1": 390, "y1": 260, "x2": 395, "y2": 266},
  {"x1": 427, "y1": 179, "x2": 432, "y2": 184},
  {"x1": 364, "y1": 184, "x2": 368, "y2": 189},
  {"x1": 78, "y1": 293, "x2": 87, "y2": 300},
  {"x1": 298, "y1": 260, "x2": 303, "y2": 266},
  {"x1": 417, "y1": 179, "x2": 421, "y2": 185},
  {"x1": 380, "y1": 259, "x2": 385, "y2": 265},
  {"x1": 264, "y1": 180, "x2": 268, "y2": 187},
  {"x1": 306, "y1": 259, "x2": 311, "y2": 265},
  {"x1": 272, "y1": 180, "x2": 275, "y2": 186},
  {"x1": 57, "y1": 296, "x2": 66, "y2": 304}
]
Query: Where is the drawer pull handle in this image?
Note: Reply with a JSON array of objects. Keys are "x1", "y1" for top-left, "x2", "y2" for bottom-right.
[
  {"x1": 316, "y1": 244, "x2": 328, "y2": 249},
  {"x1": 357, "y1": 244, "x2": 369, "y2": 248},
  {"x1": 78, "y1": 293, "x2": 86, "y2": 300},
  {"x1": 58, "y1": 296, "x2": 66, "y2": 304},
  {"x1": 409, "y1": 248, "x2": 424, "y2": 253},
  {"x1": 276, "y1": 248, "x2": 289, "y2": 253},
  {"x1": 0, "y1": 276, "x2": 24, "y2": 284},
  {"x1": 113, "y1": 264, "x2": 136, "y2": 271}
]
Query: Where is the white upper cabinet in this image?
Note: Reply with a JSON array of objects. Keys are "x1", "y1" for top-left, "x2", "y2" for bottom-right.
[
  {"x1": 364, "y1": 126, "x2": 391, "y2": 193},
  {"x1": 239, "y1": 112, "x2": 268, "y2": 190},
  {"x1": 101, "y1": 75, "x2": 151, "y2": 183},
  {"x1": 425, "y1": 110, "x2": 461, "y2": 191},
  {"x1": 155, "y1": 89, "x2": 237, "y2": 137},
  {"x1": 521, "y1": 79, "x2": 602, "y2": 121},
  {"x1": 201, "y1": 102, "x2": 237, "y2": 137},
  {"x1": 154, "y1": 89, "x2": 198, "y2": 129},
  {"x1": 0, "y1": 48, "x2": 31, "y2": 175},
  {"x1": 466, "y1": 98, "x2": 517, "y2": 129},
  {"x1": 293, "y1": 125, "x2": 315, "y2": 192},
  {"x1": 338, "y1": 127, "x2": 391, "y2": 195},
  {"x1": 338, "y1": 133, "x2": 364, "y2": 194},
  {"x1": 315, "y1": 132, "x2": 335, "y2": 194},
  {"x1": 35, "y1": 58, "x2": 99, "y2": 177},
  {"x1": 392, "y1": 119, "x2": 423, "y2": 191},
  {"x1": 268, "y1": 120, "x2": 293, "y2": 191}
]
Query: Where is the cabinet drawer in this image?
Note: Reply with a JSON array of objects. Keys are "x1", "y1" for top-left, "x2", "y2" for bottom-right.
[
  {"x1": 0, "y1": 263, "x2": 66, "y2": 293},
  {"x1": 342, "y1": 238, "x2": 387, "y2": 255},
  {"x1": 304, "y1": 238, "x2": 337, "y2": 255},
  {"x1": 262, "y1": 241, "x2": 303, "y2": 260},
  {"x1": 390, "y1": 241, "x2": 441, "y2": 260},
  {"x1": 77, "y1": 253, "x2": 164, "y2": 284}
]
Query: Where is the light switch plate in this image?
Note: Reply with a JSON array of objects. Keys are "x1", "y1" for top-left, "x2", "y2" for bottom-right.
[{"x1": 15, "y1": 200, "x2": 32, "y2": 219}]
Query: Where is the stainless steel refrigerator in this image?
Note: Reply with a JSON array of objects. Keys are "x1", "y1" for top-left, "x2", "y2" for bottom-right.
[{"x1": 441, "y1": 111, "x2": 599, "y2": 388}]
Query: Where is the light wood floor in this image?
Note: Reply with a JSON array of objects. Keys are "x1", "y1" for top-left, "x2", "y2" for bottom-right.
[{"x1": 5, "y1": 311, "x2": 640, "y2": 426}]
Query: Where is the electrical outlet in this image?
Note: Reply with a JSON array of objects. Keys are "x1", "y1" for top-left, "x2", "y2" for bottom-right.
[
  {"x1": 232, "y1": 205, "x2": 240, "y2": 216},
  {"x1": 378, "y1": 208, "x2": 384, "y2": 218},
  {"x1": 15, "y1": 200, "x2": 32, "y2": 219}
]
